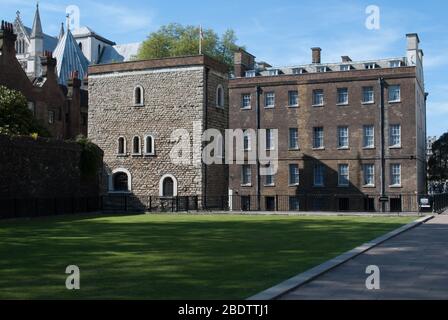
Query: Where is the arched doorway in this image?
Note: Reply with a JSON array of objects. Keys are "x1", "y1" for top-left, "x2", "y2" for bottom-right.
[{"x1": 159, "y1": 174, "x2": 178, "y2": 197}]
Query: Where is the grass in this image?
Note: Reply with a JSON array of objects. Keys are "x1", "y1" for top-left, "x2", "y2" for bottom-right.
[{"x1": 0, "y1": 213, "x2": 414, "y2": 300}]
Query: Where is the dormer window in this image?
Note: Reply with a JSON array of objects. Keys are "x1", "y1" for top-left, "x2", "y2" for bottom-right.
[
  {"x1": 340, "y1": 65, "x2": 351, "y2": 71},
  {"x1": 316, "y1": 66, "x2": 328, "y2": 73},
  {"x1": 245, "y1": 70, "x2": 256, "y2": 78},
  {"x1": 134, "y1": 85, "x2": 144, "y2": 106},
  {"x1": 292, "y1": 68, "x2": 306, "y2": 75},
  {"x1": 390, "y1": 60, "x2": 402, "y2": 68},
  {"x1": 268, "y1": 69, "x2": 279, "y2": 76},
  {"x1": 365, "y1": 63, "x2": 377, "y2": 70}
]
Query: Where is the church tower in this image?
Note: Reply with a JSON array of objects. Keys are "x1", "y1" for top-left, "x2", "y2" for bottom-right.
[{"x1": 27, "y1": 3, "x2": 44, "y2": 77}]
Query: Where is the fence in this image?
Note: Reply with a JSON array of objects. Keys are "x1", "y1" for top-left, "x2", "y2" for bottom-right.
[
  {"x1": 0, "y1": 197, "x2": 101, "y2": 219},
  {"x1": 101, "y1": 193, "x2": 429, "y2": 214},
  {"x1": 432, "y1": 193, "x2": 448, "y2": 213}
]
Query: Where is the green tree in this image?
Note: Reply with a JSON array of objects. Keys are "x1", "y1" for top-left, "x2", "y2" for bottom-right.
[
  {"x1": 0, "y1": 85, "x2": 49, "y2": 137},
  {"x1": 136, "y1": 23, "x2": 244, "y2": 70},
  {"x1": 428, "y1": 132, "x2": 448, "y2": 181}
]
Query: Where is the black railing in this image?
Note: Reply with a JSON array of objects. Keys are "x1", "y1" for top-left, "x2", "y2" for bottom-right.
[
  {"x1": 432, "y1": 193, "x2": 448, "y2": 214},
  {"x1": 101, "y1": 193, "x2": 428, "y2": 214},
  {"x1": 0, "y1": 196, "x2": 101, "y2": 219}
]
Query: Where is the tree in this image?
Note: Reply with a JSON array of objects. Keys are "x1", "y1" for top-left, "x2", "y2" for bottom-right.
[
  {"x1": 428, "y1": 132, "x2": 448, "y2": 181},
  {"x1": 0, "y1": 85, "x2": 49, "y2": 137},
  {"x1": 136, "y1": 23, "x2": 244, "y2": 70}
]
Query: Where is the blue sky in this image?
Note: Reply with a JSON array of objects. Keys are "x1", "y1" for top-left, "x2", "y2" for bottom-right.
[{"x1": 2, "y1": 0, "x2": 447, "y2": 137}]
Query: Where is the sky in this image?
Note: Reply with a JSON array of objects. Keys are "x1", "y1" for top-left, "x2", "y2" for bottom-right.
[{"x1": 1, "y1": 0, "x2": 447, "y2": 137}]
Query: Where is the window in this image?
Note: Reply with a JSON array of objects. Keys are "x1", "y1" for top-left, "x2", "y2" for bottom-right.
[
  {"x1": 264, "y1": 166, "x2": 275, "y2": 186},
  {"x1": 390, "y1": 164, "x2": 402, "y2": 186},
  {"x1": 241, "y1": 94, "x2": 251, "y2": 109},
  {"x1": 289, "y1": 196, "x2": 300, "y2": 211},
  {"x1": 390, "y1": 60, "x2": 401, "y2": 68},
  {"x1": 390, "y1": 124, "x2": 401, "y2": 147},
  {"x1": 132, "y1": 136, "x2": 141, "y2": 155},
  {"x1": 363, "y1": 125, "x2": 375, "y2": 148},
  {"x1": 312, "y1": 89, "x2": 324, "y2": 106},
  {"x1": 313, "y1": 127, "x2": 324, "y2": 149},
  {"x1": 243, "y1": 130, "x2": 251, "y2": 151},
  {"x1": 338, "y1": 164, "x2": 349, "y2": 187},
  {"x1": 268, "y1": 69, "x2": 279, "y2": 76},
  {"x1": 216, "y1": 85, "x2": 224, "y2": 108},
  {"x1": 265, "y1": 92, "x2": 275, "y2": 108},
  {"x1": 117, "y1": 137, "x2": 126, "y2": 155},
  {"x1": 79, "y1": 42, "x2": 83, "y2": 51},
  {"x1": 289, "y1": 128, "x2": 299, "y2": 150},
  {"x1": 48, "y1": 111, "x2": 55, "y2": 124},
  {"x1": 363, "y1": 164, "x2": 375, "y2": 186},
  {"x1": 245, "y1": 70, "x2": 256, "y2": 78},
  {"x1": 313, "y1": 164, "x2": 325, "y2": 187},
  {"x1": 113, "y1": 172, "x2": 129, "y2": 192},
  {"x1": 289, "y1": 164, "x2": 300, "y2": 186},
  {"x1": 144, "y1": 135, "x2": 155, "y2": 155},
  {"x1": 365, "y1": 63, "x2": 376, "y2": 69},
  {"x1": 265, "y1": 129, "x2": 274, "y2": 150},
  {"x1": 338, "y1": 126, "x2": 349, "y2": 148},
  {"x1": 134, "y1": 85, "x2": 144, "y2": 106},
  {"x1": 242, "y1": 165, "x2": 252, "y2": 186},
  {"x1": 159, "y1": 174, "x2": 177, "y2": 197},
  {"x1": 288, "y1": 90, "x2": 299, "y2": 107},
  {"x1": 340, "y1": 65, "x2": 351, "y2": 71},
  {"x1": 388, "y1": 85, "x2": 401, "y2": 102},
  {"x1": 362, "y1": 87, "x2": 374, "y2": 104},
  {"x1": 337, "y1": 88, "x2": 349, "y2": 105}
]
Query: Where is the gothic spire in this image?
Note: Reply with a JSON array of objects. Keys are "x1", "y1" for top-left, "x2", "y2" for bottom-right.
[
  {"x1": 31, "y1": 2, "x2": 43, "y2": 38},
  {"x1": 58, "y1": 22, "x2": 65, "y2": 41}
]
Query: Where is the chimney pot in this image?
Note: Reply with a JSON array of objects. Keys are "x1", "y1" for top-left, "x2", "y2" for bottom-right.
[{"x1": 311, "y1": 47, "x2": 322, "y2": 64}]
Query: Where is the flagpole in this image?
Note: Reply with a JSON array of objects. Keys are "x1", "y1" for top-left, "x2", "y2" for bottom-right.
[{"x1": 199, "y1": 25, "x2": 202, "y2": 55}]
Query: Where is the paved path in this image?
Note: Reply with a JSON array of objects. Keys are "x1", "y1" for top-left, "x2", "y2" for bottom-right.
[{"x1": 280, "y1": 215, "x2": 448, "y2": 300}]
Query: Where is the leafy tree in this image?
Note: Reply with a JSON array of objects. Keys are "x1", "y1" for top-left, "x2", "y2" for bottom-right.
[
  {"x1": 76, "y1": 135, "x2": 102, "y2": 179},
  {"x1": 428, "y1": 132, "x2": 448, "y2": 181},
  {"x1": 136, "y1": 23, "x2": 243, "y2": 70},
  {"x1": 0, "y1": 85, "x2": 49, "y2": 137}
]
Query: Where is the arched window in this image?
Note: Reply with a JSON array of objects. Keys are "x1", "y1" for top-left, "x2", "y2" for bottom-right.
[
  {"x1": 134, "y1": 86, "x2": 144, "y2": 106},
  {"x1": 132, "y1": 136, "x2": 141, "y2": 155},
  {"x1": 110, "y1": 168, "x2": 132, "y2": 192},
  {"x1": 159, "y1": 174, "x2": 178, "y2": 197},
  {"x1": 79, "y1": 42, "x2": 83, "y2": 52},
  {"x1": 144, "y1": 135, "x2": 155, "y2": 155},
  {"x1": 216, "y1": 84, "x2": 224, "y2": 108},
  {"x1": 117, "y1": 136, "x2": 126, "y2": 155}
]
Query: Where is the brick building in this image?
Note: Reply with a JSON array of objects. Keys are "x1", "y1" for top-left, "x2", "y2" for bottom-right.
[
  {"x1": 88, "y1": 55, "x2": 229, "y2": 209},
  {"x1": 229, "y1": 34, "x2": 427, "y2": 212},
  {"x1": 0, "y1": 21, "x2": 87, "y2": 139}
]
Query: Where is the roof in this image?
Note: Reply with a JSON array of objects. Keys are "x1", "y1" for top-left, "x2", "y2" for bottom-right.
[
  {"x1": 53, "y1": 29, "x2": 90, "y2": 85},
  {"x1": 19, "y1": 26, "x2": 58, "y2": 52},
  {"x1": 30, "y1": 4, "x2": 43, "y2": 38},
  {"x1": 99, "y1": 42, "x2": 141, "y2": 64},
  {"x1": 72, "y1": 26, "x2": 116, "y2": 46}
]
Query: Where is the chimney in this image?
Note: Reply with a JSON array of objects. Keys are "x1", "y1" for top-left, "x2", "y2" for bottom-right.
[
  {"x1": 406, "y1": 33, "x2": 419, "y2": 51},
  {"x1": 67, "y1": 71, "x2": 81, "y2": 139},
  {"x1": 234, "y1": 48, "x2": 255, "y2": 77},
  {"x1": 311, "y1": 47, "x2": 322, "y2": 64},
  {"x1": 40, "y1": 51, "x2": 57, "y2": 78},
  {"x1": 0, "y1": 20, "x2": 17, "y2": 58},
  {"x1": 341, "y1": 56, "x2": 352, "y2": 63}
]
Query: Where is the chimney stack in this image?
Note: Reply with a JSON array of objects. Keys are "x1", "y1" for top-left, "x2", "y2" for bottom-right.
[
  {"x1": 40, "y1": 51, "x2": 57, "y2": 78},
  {"x1": 0, "y1": 20, "x2": 17, "y2": 57},
  {"x1": 311, "y1": 47, "x2": 322, "y2": 64},
  {"x1": 234, "y1": 48, "x2": 256, "y2": 77}
]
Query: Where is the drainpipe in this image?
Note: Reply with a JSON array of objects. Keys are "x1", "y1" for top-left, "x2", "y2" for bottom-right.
[
  {"x1": 379, "y1": 77, "x2": 387, "y2": 212},
  {"x1": 256, "y1": 85, "x2": 262, "y2": 211},
  {"x1": 203, "y1": 67, "x2": 210, "y2": 209}
]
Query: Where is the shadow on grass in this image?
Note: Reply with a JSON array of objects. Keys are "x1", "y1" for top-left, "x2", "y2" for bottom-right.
[{"x1": 0, "y1": 214, "x2": 413, "y2": 299}]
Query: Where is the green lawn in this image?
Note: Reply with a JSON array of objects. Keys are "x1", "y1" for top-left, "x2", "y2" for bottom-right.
[{"x1": 0, "y1": 214, "x2": 414, "y2": 300}]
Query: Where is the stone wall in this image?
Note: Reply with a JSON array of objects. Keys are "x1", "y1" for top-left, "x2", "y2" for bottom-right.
[{"x1": 0, "y1": 134, "x2": 102, "y2": 199}]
